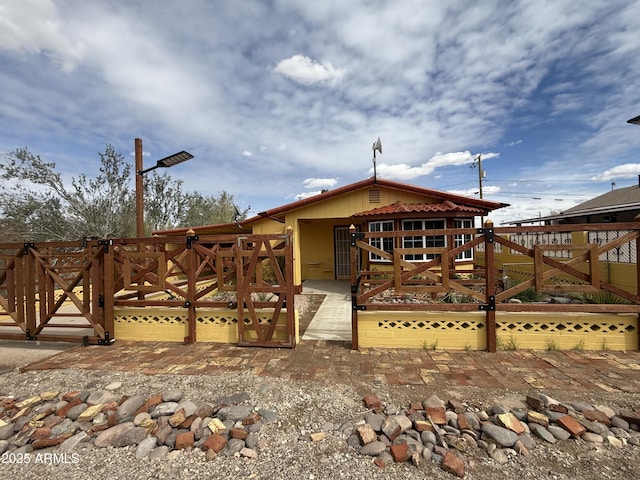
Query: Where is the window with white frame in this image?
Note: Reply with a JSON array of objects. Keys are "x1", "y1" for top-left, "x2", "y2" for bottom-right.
[
  {"x1": 454, "y1": 218, "x2": 474, "y2": 260},
  {"x1": 368, "y1": 220, "x2": 394, "y2": 261},
  {"x1": 402, "y1": 219, "x2": 445, "y2": 260}
]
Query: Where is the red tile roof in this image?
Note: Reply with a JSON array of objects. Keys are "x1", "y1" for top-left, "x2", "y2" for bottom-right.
[{"x1": 354, "y1": 200, "x2": 486, "y2": 217}]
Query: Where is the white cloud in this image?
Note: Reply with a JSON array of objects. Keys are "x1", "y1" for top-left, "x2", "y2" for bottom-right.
[
  {"x1": 450, "y1": 186, "x2": 501, "y2": 197},
  {"x1": 0, "y1": 0, "x2": 84, "y2": 71},
  {"x1": 373, "y1": 151, "x2": 499, "y2": 181},
  {"x1": 242, "y1": 150, "x2": 253, "y2": 157},
  {"x1": 295, "y1": 190, "x2": 322, "y2": 200},
  {"x1": 591, "y1": 164, "x2": 640, "y2": 181},
  {"x1": 303, "y1": 178, "x2": 338, "y2": 189},
  {"x1": 273, "y1": 54, "x2": 345, "y2": 86}
]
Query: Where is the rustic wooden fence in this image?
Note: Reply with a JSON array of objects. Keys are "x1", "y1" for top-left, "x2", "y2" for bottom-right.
[
  {"x1": 0, "y1": 232, "x2": 296, "y2": 347},
  {"x1": 349, "y1": 221, "x2": 640, "y2": 351}
]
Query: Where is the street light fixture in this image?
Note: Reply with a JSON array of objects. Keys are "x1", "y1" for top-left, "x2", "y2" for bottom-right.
[
  {"x1": 138, "y1": 150, "x2": 194, "y2": 175},
  {"x1": 135, "y1": 138, "x2": 193, "y2": 238}
]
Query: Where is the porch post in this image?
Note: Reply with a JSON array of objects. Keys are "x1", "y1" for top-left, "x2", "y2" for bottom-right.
[{"x1": 483, "y1": 219, "x2": 497, "y2": 352}]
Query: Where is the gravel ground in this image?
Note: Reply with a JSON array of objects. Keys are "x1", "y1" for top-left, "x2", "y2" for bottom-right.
[
  {"x1": 1, "y1": 367, "x2": 639, "y2": 480},
  {"x1": 1, "y1": 296, "x2": 639, "y2": 479}
]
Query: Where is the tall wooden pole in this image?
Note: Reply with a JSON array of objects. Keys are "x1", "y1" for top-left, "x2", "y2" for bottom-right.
[{"x1": 135, "y1": 138, "x2": 144, "y2": 238}]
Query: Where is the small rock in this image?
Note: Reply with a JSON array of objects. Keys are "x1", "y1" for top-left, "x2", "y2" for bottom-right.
[
  {"x1": 136, "y1": 436, "x2": 158, "y2": 458},
  {"x1": 217, "y1": 405, "x2": 254, "y2": 422},
  {"x1": 175, "y1": 431, "x2": 195, "y2": 449},
  {"x1": 531, "y1": 425, "x2": 556, "y2": 444},
  {"x1": 482, "y1": 423, "x2": 518, "y2": 447},
  {"x1": 60, "y1": 431, "x2": 88, "y2": 452},
  {"x1": 360, "y1": 441, "x2": 387, "y2": 456},
  {"x1": 490, "y1": 448, "x2": 509, "y2": 464},
  {"x1": 390, "y1": 442, "x2": 412, "y2": 462},
  {"x1": 441, "y1": 450, "x2": 465, "y2": 478},
  {"x1": 527, "y1": 411, "x2": 549, "y2": 427},
  {"x1": 582, "y1": 432, "x2": 604, "y2": 443},
  {"x1": 162, "y1": 389, "x2": 183, "y2": 402},
  {"x1": 606, "y1": 436, "x2": 623, "y2": 448},
  {"x1": 94, "y1": 422, "x2": 134, "y2": 448},
  {"x1": 514, "y1": 440, "x2": 531, "y2": 456},
  {"x1": 365, "y1": 413, "x2": 386, "y2": 432},
  {"x1": 548, "y1": 425, "x2": 571, "y2": 441},
  {"x1": 557, "y1": 415, "x2": 586, "y2": 437},
  {"x1": 497, "y1": 413, "x2": 526, "y2": 434},
  {"x1": 203, "y1": 433, "x2": 227, "y2": 453},
  {"x1": 151, "y1": 402, "x2": 180, "y2": 418},
  {"x1": 114, "y1": 426, "x2": 147, "y2": 447},
  {"x1": 105, "y1": 382, "x2": 122, "y2": 391},
  {"x1": 115, "y1": 395, "x2": 147, "y2": 423},
  {"x1": 86, "y1": 390, "x2": 117, "y2": 406},
  {"x1": 309, "y1": 432, "x2": 326, "y2": 442},
  {"x1": 240, "y1": 447, "x2": 258, "y2": 459},
  {"x1": 149, "y1": 445, "x2": 170, "y2": 460},
  {"x1": 423, "y1": 395, "x2": 445, "y2": 409}
]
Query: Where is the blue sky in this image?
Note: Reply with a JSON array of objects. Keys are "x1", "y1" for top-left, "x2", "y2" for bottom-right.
[{"x1": 2, "y1": 0, "x2": 640, "y2": 225}]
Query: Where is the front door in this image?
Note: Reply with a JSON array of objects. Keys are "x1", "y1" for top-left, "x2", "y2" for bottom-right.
[{"x1": 334, "y1": 225, "x2": 356, "y2": 279}]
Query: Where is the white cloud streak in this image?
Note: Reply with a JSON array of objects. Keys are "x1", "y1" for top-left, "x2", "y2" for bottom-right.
[
  {"x1": 273, "y1": 54, "x2": 345, "y2": 86},
  {"x1": 0, "y1": 0, "x2": 639, "y2": 224},
  {"x1": 591, "y1": 164, "x2": 640, "y2": 181}
]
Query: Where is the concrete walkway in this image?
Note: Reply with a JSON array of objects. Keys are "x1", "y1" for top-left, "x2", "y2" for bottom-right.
[{"x1": 301, "y1": 280, "x2": 352, "y2": 342}]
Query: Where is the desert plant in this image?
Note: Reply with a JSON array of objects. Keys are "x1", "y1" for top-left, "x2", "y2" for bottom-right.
[
  {"x1": 600, "y1": 337, "x2": 611, "y2": 351},
  {"x1": 513, "y1": 287, "x2": 545, "y2": 303},
  {"x1": 574, "y1": 290, "x2": 631, "y2": 304},
  {"x1": 545, "y1": 338, "x2": 559, "y2": 351},
  {"x1": 497, "y1": 333, "x2": 519, "y2": 351},
  {"x1": 572, "y1": 338, "x2": 586, "y2": 351}
]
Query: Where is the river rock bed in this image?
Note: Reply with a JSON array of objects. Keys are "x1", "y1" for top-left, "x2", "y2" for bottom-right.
[
  {"x1": 0, "y1": 386, "x2": 274, "y2": 461},
  {"x1": 1, "y1": 368, "x2": 639, "y2": 480},
  {"x1": 348, "y1": 393, "x2": 640, "y2": 477}
]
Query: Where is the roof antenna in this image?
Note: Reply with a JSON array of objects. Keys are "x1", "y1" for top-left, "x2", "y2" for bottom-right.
[{"x1": 372, "y1": 137, "x2": 382, "y2": 183}]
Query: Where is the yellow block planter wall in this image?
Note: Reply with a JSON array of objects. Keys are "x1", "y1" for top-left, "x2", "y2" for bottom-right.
[
  {"x1": 358, "y1": 312, "x2": 488, "y2": 350},
  {"x1": 357, "y1": 311, "x2": 638, "y2": 351},
  {"x1": 114, "y1": 307, "x2": 299, "y2": 344}
]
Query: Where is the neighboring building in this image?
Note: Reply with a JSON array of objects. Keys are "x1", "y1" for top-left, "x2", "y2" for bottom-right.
[
  {"x1": 510, "y1": 178, "x2": 640, "y2": 226},
  {"x1": 158, "y1": 177, "x2": 507, "y2": 286}
]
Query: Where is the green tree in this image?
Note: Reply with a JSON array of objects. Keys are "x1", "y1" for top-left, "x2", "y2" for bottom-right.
[{"x1": 0, "y1": 146, "x2": 247, "y2": 242}]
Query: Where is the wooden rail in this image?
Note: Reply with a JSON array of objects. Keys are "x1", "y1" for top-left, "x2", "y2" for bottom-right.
[
  {"x1": 0, "y1": 232, "x2": 296, "y2": 347},
  {"x1": 350, "y1": 220, "x2": 640, "y2": 351}
]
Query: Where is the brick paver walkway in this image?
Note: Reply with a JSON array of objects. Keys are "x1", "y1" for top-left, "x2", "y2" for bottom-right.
[{"x1": 21, "y1": 340, "x2": 640, "y2": 394}]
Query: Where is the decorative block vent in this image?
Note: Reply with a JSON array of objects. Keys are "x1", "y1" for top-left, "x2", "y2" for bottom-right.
[
  {"x1": 378, "y1": 319, "x2": 485, "y2": 331},
  {"x1": 497, "y1": 319, "x2": 636, "y2": 335},
  {"x1": 117, "y1": 314, "x2": 186, "y2": 325}
]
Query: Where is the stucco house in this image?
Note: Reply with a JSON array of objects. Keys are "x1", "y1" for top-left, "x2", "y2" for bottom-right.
[{"x1": 158, "y1": 177, "x2": 507, "y2": 286}]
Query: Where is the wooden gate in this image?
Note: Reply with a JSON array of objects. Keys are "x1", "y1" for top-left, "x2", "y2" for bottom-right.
[{"x1": 0, "y1": 241, "x2": 112, "y2": 344}]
